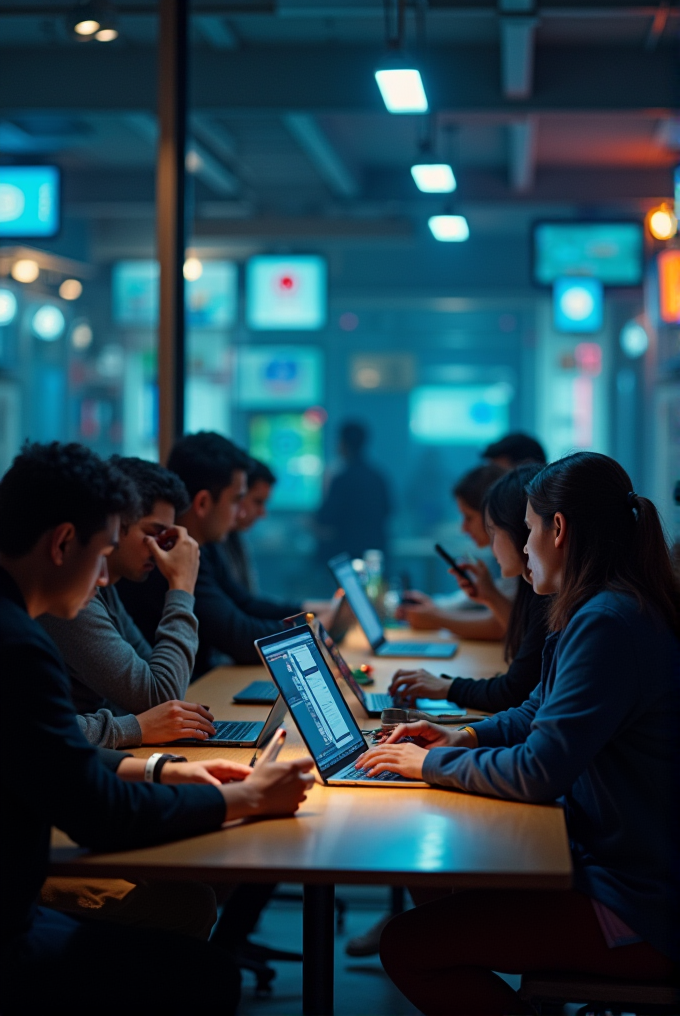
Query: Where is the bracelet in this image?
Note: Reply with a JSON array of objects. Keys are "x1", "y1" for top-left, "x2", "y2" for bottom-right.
[
  {"x1": 144, "y1": 753, "x2": 187, "y2": 783},
  {"x1": 457, "y1": 725, "x2": 477, "y2": 739}
]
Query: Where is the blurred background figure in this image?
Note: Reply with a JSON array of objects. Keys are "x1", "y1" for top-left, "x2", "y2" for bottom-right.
[
  {"x1": 316, "y1": 421, "x2": 391, "y2": 564},
  {"x1": 224, "y1": 458, "x2": 276, "y2": 592},
  {"x1": 481, "y1": 433, "x2": 547, "y2": 470}
]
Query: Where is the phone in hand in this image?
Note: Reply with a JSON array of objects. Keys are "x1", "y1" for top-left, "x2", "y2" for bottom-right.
[
  {"x1": 434, "y1": 543, "x2": 474, "y2": 585},
  {"x1": 255, "y1": 728, "x2": 286, "y2": 766}
]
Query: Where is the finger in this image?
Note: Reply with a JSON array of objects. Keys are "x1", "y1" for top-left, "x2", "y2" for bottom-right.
[
  {"x1": 182, "y1": 702, "x2": 215, "y2": 720},
  {"x1": 177, "y1": 726, "x2": 209, "y2": 740},
  {"x1": 206, "y1": 761, "x2": 252, "y2": 780},
  {"x1": 144, "y1": 537, "x2": 166, "y2": 563},
  {"x1": 288, "y1": 757, "x2": 315, "y2": 772}
]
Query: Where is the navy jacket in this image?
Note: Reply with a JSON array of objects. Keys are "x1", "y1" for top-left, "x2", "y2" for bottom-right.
[
  {"x1": 0, "y1": 568, "x2": 226, "y2": 944},
  {"x1": 118, "y1": 541, "x2": 301, "y2": 675},
  {"x1": 423, "y1": 591, "x2": 680, "y2": 960}
]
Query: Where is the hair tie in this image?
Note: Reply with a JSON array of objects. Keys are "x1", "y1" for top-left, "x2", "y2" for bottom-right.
[{"x1": 627, "y1": 490, "x2": 639, "y2": 517}]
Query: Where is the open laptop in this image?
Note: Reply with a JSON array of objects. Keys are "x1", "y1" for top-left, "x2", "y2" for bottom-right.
[
  {"x1": 328, "y1": 553, "x2": 458, "y2": 659},
  {"x1": 315, "y1": 619, "x2": 465, "y2": 719},
  {"x1": 255, "y1": 625, "x2": 428, "y2": 787},
  {"x1": 232, "y1": 680, "x2": 278, "y2": 705},
  {"x1": 161, "y1": 694, "x2": 286, "y2": 748}
]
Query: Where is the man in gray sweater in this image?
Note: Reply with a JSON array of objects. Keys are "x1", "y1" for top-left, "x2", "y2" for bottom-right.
[{"x1": 40, "y1": 457, "x2": 216, "y2": 748}]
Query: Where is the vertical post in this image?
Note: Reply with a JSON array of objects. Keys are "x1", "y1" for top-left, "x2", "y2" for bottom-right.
[
  {"x1": 156, "y1": 0, "x2": 187, "y2": 463},
  {"x1": 303, "y1": 883, "x2": 335, "y2": 1015}
]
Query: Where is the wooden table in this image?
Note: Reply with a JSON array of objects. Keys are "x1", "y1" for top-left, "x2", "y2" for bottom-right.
[{"x1": 50, "y1": 628, "x2": 571, "y2": 1015}]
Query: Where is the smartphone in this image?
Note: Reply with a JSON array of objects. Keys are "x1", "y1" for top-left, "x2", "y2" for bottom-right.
[
  {"x1": 255, "y1": 728, "x2": 286, "y2": 766},
  {"x1": 282, "y1": 611, "x2": 316, "y2": 628},
  {"x1": 434, "y1": 543, "x2": 473, "y2": 584}
]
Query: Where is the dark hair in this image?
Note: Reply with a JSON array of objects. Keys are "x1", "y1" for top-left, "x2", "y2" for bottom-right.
[
  {"x1": 340, "y1": 421, "x2": 368, "y2": 456},
  {"x1": 167, "y1": 432, "x2": 250, "y2": 501},
  {"x1": 110, "y1": 456, "x2": 190, "y2": 519},
  {"x1": 247, "y1": 458, "x2": 276, "y2": 489},
  {"x1": 453, "y1": 463, "x2": 506, "y2": 512},
  {"x1": 482, "y1": 433, "x2": 547, "y2": 466},
  {"x1": 0, "y1": 442, "x2": 139, "y2": 558},
  {"x1": 482, "y1": 463, "x2": 545, "y2": 662},
  {"x1": 526, "y1": 452, "x2": 680, "y2": 637}
]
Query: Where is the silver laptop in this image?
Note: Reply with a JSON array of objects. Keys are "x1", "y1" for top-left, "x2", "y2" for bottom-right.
[
  {"x1": 161, "y1": 694, "x2": 286, "y2": 748},
  {"x1": 255, "y1": 625, "x2": 428, "y2": 788},
  {"x1": 328, "y1": 553, "x2": 457, "y2": 660}
]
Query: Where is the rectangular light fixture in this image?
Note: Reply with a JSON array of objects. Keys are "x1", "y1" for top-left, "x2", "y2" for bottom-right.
[
  {"x1": 375, "y1": 69, "x2": 428, "y2": 114},
  {"x1": 428, "y1": 215, "x2": 469, "y2": 242},
  {"x1": 411, "y1": 163, "x2": 456, "y2": 193}
]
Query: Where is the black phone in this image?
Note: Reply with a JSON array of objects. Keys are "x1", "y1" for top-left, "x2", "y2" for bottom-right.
[
  {"x1": 399, "y1": 571, "x2": 420, "y2": 606},
  {"x1": 434, "y1": 543, "x2": 474, "y2": 584}
]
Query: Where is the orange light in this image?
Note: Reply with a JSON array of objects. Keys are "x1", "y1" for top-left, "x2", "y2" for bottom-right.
[
  {"x1": 658, "y1": 249, "x2": 680, "y2": 324},
  {"x1": 646, "y1": 203, "x2": 677, "y2": 241}
]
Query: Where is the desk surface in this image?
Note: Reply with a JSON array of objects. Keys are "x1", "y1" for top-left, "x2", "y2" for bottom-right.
[{"x1": 50, "y1": 629, "x2": 571, "y2": 889}]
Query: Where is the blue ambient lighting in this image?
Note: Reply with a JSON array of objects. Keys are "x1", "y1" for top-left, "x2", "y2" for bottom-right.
[{"x1": 553, "y1": 277, "x2": 603, "y2": 333}]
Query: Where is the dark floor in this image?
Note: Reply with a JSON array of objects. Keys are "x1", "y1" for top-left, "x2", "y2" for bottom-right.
[{"x1": 234, "y1": 886, "x2": 617, "y2": 1016}]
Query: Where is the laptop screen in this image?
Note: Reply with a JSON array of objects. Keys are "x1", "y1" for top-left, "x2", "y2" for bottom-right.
[
  {"x1": 257, "y1": 627, "x2": 365, "y2": 774},
  {"x1": 316, "y1": 620, "x2": 366, "y2": 707},
  {"x1": 328, "y1": 555, "x2": 383, "y2": 649}
]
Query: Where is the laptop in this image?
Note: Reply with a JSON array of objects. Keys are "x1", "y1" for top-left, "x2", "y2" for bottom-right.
[
  {"x1": 232, "y1": 680, "x2": 278, "y2": 705},
  {"x1": 161, "y1": 694, "x2": 287, "y2": 748},
  {"x1": 315, "y1": 619, "x2": 465, "y2": 719},
  {"x1": 255, "y1": 625, "x2": 428, "y2": 787},
  {"x1": 328, "y1": 553, "x2": 458, "y2": 660}
]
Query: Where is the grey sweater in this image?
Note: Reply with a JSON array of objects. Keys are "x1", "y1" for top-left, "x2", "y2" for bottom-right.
[{"x1": 39, "y1": 584, "x2": 198, "y2": 749}]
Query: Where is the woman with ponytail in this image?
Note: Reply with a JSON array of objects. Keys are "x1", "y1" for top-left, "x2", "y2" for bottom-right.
[{"x1": 360, "y1": 453, "x2": 680, "y2": 1015}]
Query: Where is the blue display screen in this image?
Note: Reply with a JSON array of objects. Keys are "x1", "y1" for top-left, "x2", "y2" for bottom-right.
[
  {"x1": 246, "y1": 256, "x2": 327, "y2": 330},
  {"x1": 0, "y1": 166, "x2": 60, "y2": 238},
  {"x1": 534, "y1": 222, "x2": 643, "y2": 286}
]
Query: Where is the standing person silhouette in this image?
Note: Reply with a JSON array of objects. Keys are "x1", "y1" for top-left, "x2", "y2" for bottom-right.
[{"x1": 316, "y1": 421, "x2": 391, "y2": 563}]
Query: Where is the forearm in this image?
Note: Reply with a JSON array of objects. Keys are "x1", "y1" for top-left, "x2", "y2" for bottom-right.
[
  {"x1": 482, "y1": 587, "x2": 514, "y2": 630},
  {"x1": 77, "y1": 710, "x2": 143, "y2": 749},
  {"x1": 437, "y1": 611, "x2": 506, "y2": 641}
]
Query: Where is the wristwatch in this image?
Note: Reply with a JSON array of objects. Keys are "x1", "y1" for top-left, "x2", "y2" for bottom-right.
[{"x1": 143, "y1": 752, "x2": 188, "y2": 783}]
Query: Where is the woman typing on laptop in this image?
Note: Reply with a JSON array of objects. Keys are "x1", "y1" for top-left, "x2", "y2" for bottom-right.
[{"x1": 357, "y1": 453, "x2": 680, "y2": 1015}]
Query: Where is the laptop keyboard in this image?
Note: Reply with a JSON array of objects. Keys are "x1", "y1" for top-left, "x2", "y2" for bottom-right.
[
  {"x1": 210, "y1": 720, "x2": 259, "y2": 741},
  {"x1": 367, "y1": 692, "x2": 393, "y2": 710},
  {"x1": 332, "y1": 760, "x2": 408, "y2": 782}
]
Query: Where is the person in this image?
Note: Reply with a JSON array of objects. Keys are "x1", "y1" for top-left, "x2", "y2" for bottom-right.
[
  {"x1": 357, "y1": 452, "x2": 680, "y2": 1016},
  {"x1": 388, "y1": 464, "x2": 549, "y2": 713},
  {"x1": 223, "y1": 457, "x2": 276, "y2": 591},
  {"x1": 0, "y1": 441, "x2": 314, "y2": 1015},
  {"x1": 118, "y1": 432, "x2": 305, "y2": 674},
  {"x1": 481, "y1": 431, "x2": 547, "y2": 469},
  {"x1": 399, "y1": 462, "x2": 510, "y2": 640},
  {"x1": 40, "y1": 456, "x2": 215, "y2": 748},
  {"x1": 316, "y1": 420, "x2": 391, "y2": 562}
]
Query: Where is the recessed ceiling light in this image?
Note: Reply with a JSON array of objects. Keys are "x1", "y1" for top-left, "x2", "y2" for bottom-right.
[
  {"x1": 375, "y1": 68, "x2": 428, "y2": 114},
  {"x1": 74, "y1": 18, "x2": 100, "y2": 35},
  {"x1": 411, "y1": 164, "x2": 456, "y2": 193},
  {"x1": 95, "y1": 27, "x2": 118, "y2": 41},
  {"x1": 59, "y1": 279, "x2": 83, "y2": 300},
  {"x1": 11, "y1": 259, "x2": 40, "y2": 283},
  {"x1": 428, "y1": 215, "x2": 469, "y2": 242}
]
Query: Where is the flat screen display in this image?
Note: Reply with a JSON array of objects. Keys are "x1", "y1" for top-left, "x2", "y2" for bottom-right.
[
  {"x1": 249, "y1": 412, "x2": 324, "y2": 511},
  {"x1": 246, "y1": 255, "x2": 327, "y2": 330},
  {"x1": 409, "y1": 384, "x2": 512, "y2": 445},
  {"x1": 112, "y1": 260, "x2": 237, "y2": 328},
  {"x1": 0, "y1": 165, "x2": 60, "y2": 238},
  {"x1": 236, "y1": 345, "x2": 323, "y2": 408},
  {"x1": 533, "y1": 222, "x2": 643, "y2": 286}
]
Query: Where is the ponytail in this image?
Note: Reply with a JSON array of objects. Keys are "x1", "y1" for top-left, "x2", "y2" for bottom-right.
[{"x1": 526, "y1": 453, "x2": 680, "y2": 637}]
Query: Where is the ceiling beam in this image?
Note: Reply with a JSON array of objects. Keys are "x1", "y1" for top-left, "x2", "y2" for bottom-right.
[
  {"x1": 0, "y1": 45, "x2": 677, "y2": 113},
  {"x1": 508, "y1": 117, "x2": 537, "y2": 191},
  {"x1": 500, "y1": 17, "x2": 538, "y2": 99},
  {"x1": 283, "y1": 113, "x2": 359, "y2": 198}
]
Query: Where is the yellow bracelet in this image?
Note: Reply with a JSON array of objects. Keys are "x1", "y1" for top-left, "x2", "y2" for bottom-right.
[{"x1": 457, "y1": 725, "x2": 478, "y2": 741}]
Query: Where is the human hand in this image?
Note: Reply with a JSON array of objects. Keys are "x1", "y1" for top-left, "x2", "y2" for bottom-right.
[
  {"x1": 144, "y1": 525, "x2": 200, "y2": 595},
  {"x1": 394, "y1": 590, "x2": 433, "y2": 621},
  {"x1": 381, "y1": 719, "x2": 456, "y2": 748},
  {"x1": 137, "y1": 700, "x2": 216, "y2": 743},
  {"x1": 355, "y1": 741, "x2": 429, "y2": 780},
  {"x1": 401, "y1": 604, "x2": 444, "y2": 630},
  {"x1": 221, "y1": 758, "x2": 316, "y2": 821},
  {"x1": 160, "y1": 759, "x2": 252, "y2": 786},
  {"x1": 449, "y1": 559, "x2": 494, "y2": 605},
  {"x1": 388, "y1": 668, "x2": 451, "y2": 701}
]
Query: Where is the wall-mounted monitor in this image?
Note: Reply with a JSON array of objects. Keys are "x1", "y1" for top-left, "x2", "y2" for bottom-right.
[
  {"x1": 112, "y1": 260, "x2": 237, "y2": 328},
  {"x1": 249, "y1": 412, "x2": 324, "y2": 510},
  {"x1": 0, "y1": 165, "x2": 60, "y2": 238},
  {"x1": 236, "y1": 345, "x2": 323, "y2": 408},
  {"x1": 246, "y1": 255, "x2": 327, "y2": 330},
  {"x1": 674, "y1": 165, "x2": 680, "y2": 220},
  {"x1": 409, "y1": 384, "x2": 513, "y2": 445},
  {"x1": 533, "y1": 222, "x2": 643, "y2": 286}
]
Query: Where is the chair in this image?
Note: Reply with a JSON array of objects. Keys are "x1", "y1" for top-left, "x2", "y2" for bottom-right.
[{"x1": 519, "y1": 971, "x2": 680, "y2": 1015}]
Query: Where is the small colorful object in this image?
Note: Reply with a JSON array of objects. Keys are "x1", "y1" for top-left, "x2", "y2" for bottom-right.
[{"x1": 352, "y1": 664, "x2": 375, "y2": 685}]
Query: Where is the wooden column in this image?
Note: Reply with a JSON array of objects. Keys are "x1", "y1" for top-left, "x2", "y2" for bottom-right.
[{"x1": 156, "y1": 0, "x2": 187, "y2": 463}]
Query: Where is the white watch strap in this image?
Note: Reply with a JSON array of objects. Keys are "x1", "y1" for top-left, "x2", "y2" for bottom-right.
[{"x1": 144, "y1": 753, "x2": 163, "y2": 782}]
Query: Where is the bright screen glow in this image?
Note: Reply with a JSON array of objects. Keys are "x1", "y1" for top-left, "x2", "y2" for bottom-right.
[
  {"x1": 0, "y1": 289, "x2": 18, "y2": 326},
  {"x1": 553, "y1": 277, "x2": 604, "y2": 333},
  {"x1": 112, "y1": 260, "x2": 237, "y2": 328},
  {"x1": 658, "y1": 249, "x2": 680, "y2": 324},
  {"x1": 237, "y1": 345, "x2": 323, "y2": 408},
  {"x1": 620, "y1": 320, "x2": 649, "y2": 358},
  {"x1": 249, "y1": 412, "x2": 324, "y2": 510},
  {"x1": 409, "y1": 384, "x2": 513, "y2": 445},
  {"x1": 428, "y1": 215, "x2": 469, "y2": 242},
  {"x1": 0, "y1": 166, "x2": 60, "y2": 238},
  {"x1": 32, "y1": 304, "x2": 65, "y2": 341},
  {"x1": 675, "y1": 166, "x2": 680, "y2": 219},
  {"x1": 246, "y1": 256, "x2": 327, "y2": 331},
  {"x1": 534, "y1": 222, "x2": 643, "y2": 285},
  {"x1": 411, "y1": 164, "x2": 456, "y2": 193},
  {"x1": 375, "y1": 69, "x2": 428, "y2": 113}
]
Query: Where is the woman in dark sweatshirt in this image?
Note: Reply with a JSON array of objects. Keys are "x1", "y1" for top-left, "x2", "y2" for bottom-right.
[
  {"x1": 389, "y1": 464, "x2": 549, "y2": 713},
  {"x1": 360, "y1": 452, "x2": 680, "y2": 1015}
]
